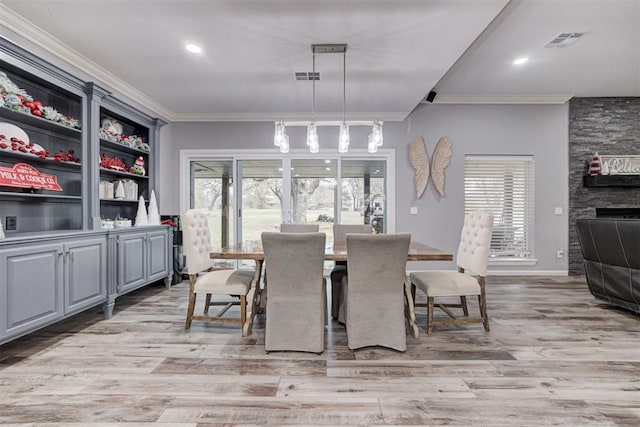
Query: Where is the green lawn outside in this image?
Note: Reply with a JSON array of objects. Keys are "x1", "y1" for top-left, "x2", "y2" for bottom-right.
[{"x1": 205, "y1": 208, "x2": 365, "y2": 247}]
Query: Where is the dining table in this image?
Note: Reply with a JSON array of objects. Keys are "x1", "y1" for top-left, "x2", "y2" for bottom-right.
[{"x1": 210, "y1": 240, "x2": 453, "y2": 337}]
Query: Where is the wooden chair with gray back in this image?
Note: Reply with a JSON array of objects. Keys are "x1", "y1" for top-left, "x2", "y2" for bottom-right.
[
  {"x1": 280, "y1": 223, "x2": 320, "y2": 232},
  {"x1": 330, "y1": 224, "x2": 372, "y2": 320},
  {"x1": 341, "y1": 233, "x2": 411, "y2": 352},
  {"x1": 261, "y1": 231, "x2": 327, "y2": 353}
]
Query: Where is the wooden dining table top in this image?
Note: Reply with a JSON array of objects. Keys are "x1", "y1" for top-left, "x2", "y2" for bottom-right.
[{"x1": 210, "y1": 240, "x2": 454, "y2": 262}]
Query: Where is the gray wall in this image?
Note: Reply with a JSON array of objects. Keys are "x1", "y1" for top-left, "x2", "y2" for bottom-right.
[
  {"x1": 568, "y1": 97, "x2": 640, "y2": 275},
  {"x1": 160, "y1": 102, "x2": 570, "y2": 273}
]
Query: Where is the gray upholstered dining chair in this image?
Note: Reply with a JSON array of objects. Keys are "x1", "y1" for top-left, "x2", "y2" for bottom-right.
[
  {"x1": 181, "y1": 209, "x2": 254, "y2": 334},
  {"x1": 261, "y1": 231, "x2": 327, "y2": 353},
  {"x1": 330, "y1": 224, "x2": 372, "y2": 320},
  {"x1": 280, "y1": 223, "x2": 319, "y2": 232},
  {"x1": 341, "y1": 233, "x2": 411, "y2": 351},
  {"x1": 409, "y1": 211, "x2": 494, "y2": 334}
]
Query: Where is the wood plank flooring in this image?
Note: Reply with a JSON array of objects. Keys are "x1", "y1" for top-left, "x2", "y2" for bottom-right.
[{"x1": 1, "y1": 275, "x2": 640, "y2": 426}]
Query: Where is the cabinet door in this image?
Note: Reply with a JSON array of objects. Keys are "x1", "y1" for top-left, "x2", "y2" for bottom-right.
[
  {"x1": 0, "y1": 243, "x2": 63, "y2": 340},
  {"x1": 147, "y1": 229, "x2": 169, "y2": 282},
  {"x1": 64, "y1": 237, "x2": 107, "y2": 315},
  {"x1": 117, "y1": 232, "x2": 147, "y2": 293}
]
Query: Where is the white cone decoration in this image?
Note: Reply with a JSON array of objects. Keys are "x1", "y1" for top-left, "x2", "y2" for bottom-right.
[
  {"x1": 147, "y1": 190, "x2": 160, "y2": 225},
  {"x1": 114, "y1": 180, "x2": 125, "y2": 199},
  {"x1": 135, "y1": 195, "x2": 148, "y2": 226}
]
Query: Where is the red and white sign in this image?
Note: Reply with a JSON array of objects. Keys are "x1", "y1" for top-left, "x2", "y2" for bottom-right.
[{"x1": 0, "y1": 163, "x2": 63, "y2": 191}]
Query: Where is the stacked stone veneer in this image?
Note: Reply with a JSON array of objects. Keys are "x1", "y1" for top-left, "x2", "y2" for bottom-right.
[{"x1": 569, "y1": 97, "x2": 640, "y2": 275}]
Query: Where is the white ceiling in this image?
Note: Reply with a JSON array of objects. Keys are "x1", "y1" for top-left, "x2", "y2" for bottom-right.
[{"x1": 1, "y1": 0, "x2": 638, "y2": 122}]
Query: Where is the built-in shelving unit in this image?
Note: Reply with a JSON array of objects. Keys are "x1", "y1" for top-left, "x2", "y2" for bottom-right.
[
  {"x1": 0, "y1": 50, "x2": 85, "y2": 233},
  {"x1": 0, "y1": 38, "x2": 172, "y2": 346},
  {"x1": 97, "y1": 104, "x2": 153, "y2": 222}
]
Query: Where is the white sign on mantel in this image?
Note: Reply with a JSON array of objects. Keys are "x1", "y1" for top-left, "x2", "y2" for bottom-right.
[{"x1": 600, "y1": 155, "x2": 640, "y2": 175}]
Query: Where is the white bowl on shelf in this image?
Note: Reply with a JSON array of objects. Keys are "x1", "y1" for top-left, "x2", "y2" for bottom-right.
[{"x1": 0, "y1": 122, "x2": 30, "y2": 143}]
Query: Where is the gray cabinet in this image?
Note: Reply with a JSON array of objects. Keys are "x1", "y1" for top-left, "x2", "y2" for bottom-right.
[
  {"x1": 102, "y1": 226, "x2": 172, "y2": 319},
  {"x1": 118, "y1": 231, "x2": 148, "y2": 293},
  {"x1": 65, "y1": 237, "x2": 107, "y2": 315},
  {"x1": 147, "y1": 229, "x2": 170, "y2": 282},
  {"x1": 0, "y1": 234, "x2": 107, "y2": 344},
  {"x1": 0, "y1": 243, "x2": 63, "y2": 341}
]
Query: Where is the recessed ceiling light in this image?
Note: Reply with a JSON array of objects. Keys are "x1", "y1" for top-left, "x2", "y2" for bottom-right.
[
  {"x1": 185, "y1": 43, "x2": 203, "y2": 54},
  {"x1": 324, "y1": 159, "x2": 331, "y2": 164},
  {"x1": 513, "y1": 57, "x2": 528, "y2": 65}
]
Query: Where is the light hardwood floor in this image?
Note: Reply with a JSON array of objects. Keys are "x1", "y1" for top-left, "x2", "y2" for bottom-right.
[{"x1": 1, "y1": 275, "x2": 640, "y2": 426}]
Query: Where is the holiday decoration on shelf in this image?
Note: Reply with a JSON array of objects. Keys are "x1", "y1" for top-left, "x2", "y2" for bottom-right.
[
  {"x1": 130, "y1": 156, "x2": 146, "y2": 176},
  {"x1": 99, "y1": 117, "x2": 149, "y2": 152},
  {"x1": 147, "y1": 190, "x2": 160, "y2": 225},
  {"x1": 99, "y1": 153, "x2": 128, "y2": 172},
  {"x1": 0, "y1": 72, "x2": 81, "y2": 130},
  {"x1": 588, "y1": 152, "x2": 601, "y2": 175},
  {"x1": 0, "y1": 124, "x2": 80, "y2": 163},
  {"x1": 114, "y1": 180, "x2": 125, "y2": 199},
  {"x1": 0, "y1": 163, "x2": 63, "y2": 191},
  {"x1": 135, "y1": 195, "x2": 149, "y2": 226}
]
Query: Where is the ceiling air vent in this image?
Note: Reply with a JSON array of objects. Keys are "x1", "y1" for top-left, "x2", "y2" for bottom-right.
[
  {"x1": 544, "y1": 32, "x2": 586, "y2": 47},
  {"x1": 294, "y1": 72, "x2": 320, "y2": 81}
]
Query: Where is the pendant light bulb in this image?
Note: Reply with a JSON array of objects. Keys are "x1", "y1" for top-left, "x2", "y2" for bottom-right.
[
  {"x1": 307, "y1": 122, "x2": 318, "y2": 150},
  {"x1": 368, "y1": 132, "x2": 378, "y2": 153},
  {"x1": 279, "y1": 133, "x2": 289, "y2": 153},
  {"x1": 339, "y1": 122, "x2": 350, "y2": 153},
  {"x1": 274, "y1": 121, "x2": 286, "y2": 146}
]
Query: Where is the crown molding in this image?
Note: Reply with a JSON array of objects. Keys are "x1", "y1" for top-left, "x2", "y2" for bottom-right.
[
  {"x1": 0, "y1": 4, "x2": 174, "y2": 121},
  {"x1": 171, "y1": 111, "x2": 407, "y2": 122},
  {"x1": 430, "y1": 94, "x2": 573, "y2": 104}
]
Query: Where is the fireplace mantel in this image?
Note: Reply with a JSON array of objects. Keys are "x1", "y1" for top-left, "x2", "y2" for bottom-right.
[{"x1": 583, "y1": 175, "x2": 640, "y2": 187}]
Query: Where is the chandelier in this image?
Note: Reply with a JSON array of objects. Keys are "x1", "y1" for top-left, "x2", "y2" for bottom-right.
[{"x1": 274, "y1": 44, "x2": 383, "y2": 154}]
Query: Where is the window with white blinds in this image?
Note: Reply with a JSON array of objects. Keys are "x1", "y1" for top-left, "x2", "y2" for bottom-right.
[{"x1": 464, "y1": 155, "x2": 535, "y2": 259}]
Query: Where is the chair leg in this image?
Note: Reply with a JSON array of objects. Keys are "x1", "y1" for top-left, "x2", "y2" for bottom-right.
[
  {"x1": 185, "y1": 276, "x2": 197, "y2": 330},
  {"x1": 240, "y1": 294, "x2": 247, "y2": 325},
  {"x1": 479, "y1": 277, "x2": 490, "y2": 332},
  {"x1": 427, "y1": 296, "x2": 435, "y2": 335},
  {"x1": 460, "y1": 296, "x2": 469, "y2": 316},
  {"x1": 204, "y1": 293, "x2": 212, "y2": 314}
]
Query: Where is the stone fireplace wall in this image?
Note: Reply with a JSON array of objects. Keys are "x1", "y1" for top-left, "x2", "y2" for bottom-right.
[{"x1": 569, "y1": 97, "x2": 640, "y2": 275}]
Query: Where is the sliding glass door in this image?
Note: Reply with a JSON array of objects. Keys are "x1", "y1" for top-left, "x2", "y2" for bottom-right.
[
  {"x1": 290, "y1": 158, "x2": 337, "y2": 238},
  {"x1": 237, "y1": 159, "x2": 283, "y2": 242},
  {"x1": 186, "y1": 152, "x2": 392, "y2": 252},
  {"x1": 340, "y1": 159, "x2": 386, "y2": 233}
]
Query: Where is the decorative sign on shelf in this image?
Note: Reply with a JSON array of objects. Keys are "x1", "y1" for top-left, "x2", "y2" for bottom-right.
[
  {"x1": 600, "y1": 155, "x2": 640, "y2": 175},
  {"x1": 0, "y1": 163, "x2": 63, "y2": 191}
]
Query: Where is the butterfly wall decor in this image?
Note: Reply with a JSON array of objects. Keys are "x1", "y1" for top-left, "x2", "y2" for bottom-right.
[{"x1": 408, "y1": 136, "x2": 453, "y2": 198}]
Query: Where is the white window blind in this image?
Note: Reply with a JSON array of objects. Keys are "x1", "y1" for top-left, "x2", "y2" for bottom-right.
[{"x1": 464, "y1": 155, "x2": 535, "y2": 259}]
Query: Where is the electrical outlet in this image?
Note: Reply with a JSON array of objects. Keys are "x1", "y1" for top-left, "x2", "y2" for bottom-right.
[
  {"x1": 410, "y1": 207, "x2": 418, "y2": 215},
  {"x1": 6, "y1": 216, "x2": 17, "y2": 231},
  {"x1": 556, "y1": 249, "x2": 564, "y2": 258}
]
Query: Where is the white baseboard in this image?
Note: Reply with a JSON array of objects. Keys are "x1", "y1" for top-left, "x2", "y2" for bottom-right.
[{"x1": 406, "y1": 269, "x2": 568, "y2": 277}]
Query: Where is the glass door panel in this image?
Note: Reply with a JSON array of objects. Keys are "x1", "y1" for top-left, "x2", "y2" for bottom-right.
[
  {"x1": 340, "y1": 159, "x2": 386, "y2": 233},
  {"x1": 238, "y1": 159, "x2": 283, "y2": 242},
  {"x1": 290, "y1": 158, "x2": 337, "y2": 239},
  {"x1": 190, "y1": 159, "x2": 234, "y2": 267}
]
